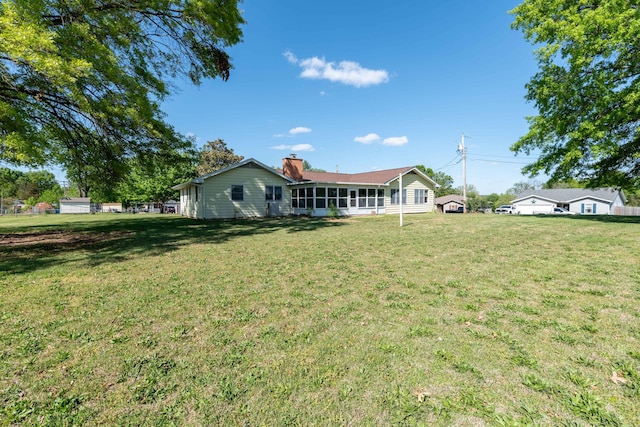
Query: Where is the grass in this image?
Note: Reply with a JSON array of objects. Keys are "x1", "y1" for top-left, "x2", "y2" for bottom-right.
[{"x1": 1, "y1": 212, "x2": 639, "y2": 426}]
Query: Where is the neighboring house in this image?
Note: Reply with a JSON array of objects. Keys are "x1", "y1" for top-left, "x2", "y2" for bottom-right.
[
  {"x1": 59, "y1": 198, "x2": 91, "y2": 214},
  {"x1": 100, "y1": 203, "x2": 123, "y2": 213},
  {"x1": 435, "y1": 194, "x2": 465, "y2": 213},
  {"x1": 512, "y1": 188, "x2": 626, "y2": 215},
  {"x1": 164, "y1": 200, "x2": 180, "y2": 214},
  {"x1": 173, "y1": 156, "x2": 438, "y2": 219}
]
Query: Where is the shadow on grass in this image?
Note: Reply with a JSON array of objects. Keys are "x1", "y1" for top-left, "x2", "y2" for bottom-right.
[
  {"x1": 0, "y1": 215, "x2": 348, "y2": 275},
  {"x1": 534, "y1": 214, "x2": 640, "y2": 224}
]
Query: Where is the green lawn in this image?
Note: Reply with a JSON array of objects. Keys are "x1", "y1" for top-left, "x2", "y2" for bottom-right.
[{"x1": 1, "y1": 213, "x2": 639, "y2": 426}]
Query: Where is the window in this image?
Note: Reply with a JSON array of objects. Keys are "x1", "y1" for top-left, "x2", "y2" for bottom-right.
[
  {"x1": 231, "y1": 185, "x2": 243, "y2": 201},
  {"x1": 265, "y1": 185, "x2": 283, "y2": 201},
  {"x1": 358, "y1": 188, "x2": 367, "y2": 208},
  {"x1": 414, "y1": 189, "x2": 427, "y2": 204},
  {"x1": 339, "y1": 188, "x2": 348, "y2": 208},
  {"x1": 377, "y1": 189, "x2": 385, "y2": 207},
  {"x1": 391, "y1": 189, "x2": 407, "y2": 205},
  {"x1": 315, "y1": 187, "x2": 326, "y2": 209},
  {"x1": 195, "y1": 186, "x2": 198, "y2": 202},
  {"x1": 328, "y1": 187, "x2": 338, "y2": 209}
]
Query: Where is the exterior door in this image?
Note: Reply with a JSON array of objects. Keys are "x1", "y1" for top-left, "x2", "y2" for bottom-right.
[{"x1": 348, "y1": 189, "x2": 358, "y2": 215}]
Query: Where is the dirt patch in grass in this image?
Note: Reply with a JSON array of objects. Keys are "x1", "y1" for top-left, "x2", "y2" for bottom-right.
[{"x1": 0, "y1": 230, "x2": 131, "y2": 248}]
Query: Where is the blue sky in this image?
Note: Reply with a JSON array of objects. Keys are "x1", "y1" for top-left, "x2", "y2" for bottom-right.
[
  {"x1": 161, "y1": 0, "x2": 543, "y2": 195},
  {"x1": 31, "y1": 1, "x2": 541, "y2": 194}
]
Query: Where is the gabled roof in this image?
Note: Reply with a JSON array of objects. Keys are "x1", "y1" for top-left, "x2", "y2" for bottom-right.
[
  {"x1": 295, "y1": 166, "x2": 439, "y2": 186},
  {"x1": 172, "y1": 158, "x2": 296, "y2": 190},
  {"x1": 435, "y1": 194, "x2": 465, "y2": 205},
  {"x1": 60, "y1": 198, "x2": 91, "y2": 203},
  {"x1": 513, "y1": 188, "x2": 625, "y2": 204}
]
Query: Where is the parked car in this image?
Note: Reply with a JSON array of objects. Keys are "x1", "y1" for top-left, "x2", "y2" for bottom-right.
[
  {"x1": 495, "y1": 205, "x2": 517, "y2": 214},
  {"x1": 445, "y1": 206, "x2": 464, "y2": 213},
  {"x1": 552, "y1": 207, "x2": 576, "y2": 215}
]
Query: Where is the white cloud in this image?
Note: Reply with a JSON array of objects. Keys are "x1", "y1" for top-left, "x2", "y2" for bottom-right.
[
  {"x1": 283, "y1": 50, "x2": 298, "y2": 64},
  {"x1": 354, "y1": 133, "x2": 380, "y2": 144},
  {"x1": 291, "y1": 144, "x2": 314, "y2": 152},
  {"x1": 285, "y1": 51, "x2": 389, "y2": 88},
  {"x1": 382, "y1": 136, "x2": 409, "y2": 146},
  {"x1": 289, "y1": 126, "x2": 312, "y2": 135},
  {"x1": 271, "y1": 143, "x2": 315, "y2": 152}
]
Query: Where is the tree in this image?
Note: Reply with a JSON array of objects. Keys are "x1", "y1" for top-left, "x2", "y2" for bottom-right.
[
  {"x1": 508, "y1": 180, "x2": 541, "y2": 196},
  {"x1": 511, "y1": 1, "x2": 640, "y2": 190},
  {"x1": 1, "y1": 0, "x2": 244, "y2": 195},
  {"x1": 196, "y1": 139, "x2": 243, "y2": 176},
  {"x1": 115, "y1": 146, "x2": 198, "y2": 205},
  {"x1": 302, "y1": 160, "x2": 326, "y2": 173},
  {"x1": 416, "y1": 166, "x2": 455, "y2": 197}
]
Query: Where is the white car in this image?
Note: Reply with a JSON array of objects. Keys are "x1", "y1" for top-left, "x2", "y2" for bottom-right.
[
  {"x1": 552, "y1": 207, "x2": 576, "y2": 215},
  {"x1": 495, "y1": 205, "x2": 517, "y2": 214}
]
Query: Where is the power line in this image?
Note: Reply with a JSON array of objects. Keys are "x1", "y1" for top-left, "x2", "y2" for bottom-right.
[{"x1": 467, "y1": 156, "x2": 533, "y2": 165}]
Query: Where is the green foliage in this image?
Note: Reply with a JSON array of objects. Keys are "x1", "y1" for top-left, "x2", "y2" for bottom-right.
[
  {"x1": 196, "y1": 139, "x2": 244, "y2": 176},
  {"x1": 417, "y1": 165, "x2": 455, "y2": 197},
  {"x1": 511, "y1": 1, "x2": 640, "y2": 190},
  {"x1": 302, "y1": 160, "x2": 327, "y2": 173},
  {"x1": 1, "y1": 0, "x2": 244, "y2": 194},
  {"x1": 112, "y1": 146, "x2": 198, "y2": 204}
]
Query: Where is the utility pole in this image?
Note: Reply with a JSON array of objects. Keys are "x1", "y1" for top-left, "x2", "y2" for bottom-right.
[{"x1": 458, "y1": 134, "x2": 467, "y2": 213}]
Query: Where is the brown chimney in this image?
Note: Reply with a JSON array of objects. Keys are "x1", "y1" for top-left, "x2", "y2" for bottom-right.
[{"x1": 282, "y1": 154, "x2": 303, "y2": 181}]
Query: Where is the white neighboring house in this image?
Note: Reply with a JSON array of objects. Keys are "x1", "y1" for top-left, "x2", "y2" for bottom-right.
[
  {"x1": 172, "y1": 156, "x2": 438, "y2": 219},
  {"x1": 512, "y1": 188, "x2": 626, "y2": 215},
  {"x1": 59, "y1": 198, "x2": 92, "y2": 214}
]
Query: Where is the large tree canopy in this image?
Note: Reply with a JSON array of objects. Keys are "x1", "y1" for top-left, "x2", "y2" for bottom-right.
[
  {"x1": 196, "y1": 138, "x2": 243, "y2": 176},
  {"x1": 0, "y1": 0, "x2": 244, "y2": 195},
  {"x1": 511, "y1": 1, "x2": 640, "y2": 190}
]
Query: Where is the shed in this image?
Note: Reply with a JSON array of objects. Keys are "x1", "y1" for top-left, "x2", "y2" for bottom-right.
[{"x1": 60, "y1": 198, "x2": 92, "y2": 214}]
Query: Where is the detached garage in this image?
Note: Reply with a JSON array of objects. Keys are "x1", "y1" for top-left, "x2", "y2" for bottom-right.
[{"x1": 60, "y1": 198, "x2": 92, "y2": 214}]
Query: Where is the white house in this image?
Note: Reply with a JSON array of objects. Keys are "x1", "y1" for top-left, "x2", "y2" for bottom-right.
[
  {"x1": 59, "y1": 198, "x2": 92, "y2": 214},
  {"x1": 512, "y1": 188, "x2": 626, "y2": 215},
  {"x1": 173, "y1": 156, "x2": 438, "y2": 219}
]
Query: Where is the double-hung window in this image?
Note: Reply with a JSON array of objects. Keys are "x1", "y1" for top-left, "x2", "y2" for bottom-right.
[
  {"x1": 231, "y1": 185, "x2": 244, "y2": 201},
  {"x1": 414, "y1": 189, "x2": 427, "y2": 204},
  {"x1": 390, "y1": 189, "x2": 407, "y2": 205}
]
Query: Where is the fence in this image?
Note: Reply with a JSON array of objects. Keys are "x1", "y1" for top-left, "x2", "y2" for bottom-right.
[{"x1": 614, "y1": 206, "x2": 640, "y2": 216}]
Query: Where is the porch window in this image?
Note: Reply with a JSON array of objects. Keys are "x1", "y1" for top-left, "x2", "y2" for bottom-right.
[
  {"x1": 358, "y1": 189, "x2": 367, "y2": 208},
  {"x1": 339, "y1": 188, "x2": 348, "y2": 208},
  {"x1": 328, "y1": 187, "x2": 338, "y2": 209},
  {"x1": 316, "y1": 187, "x2": 326, "y2": 208},
  {"x1": 231, "y1": 185, "x2": 243, "y2": 201},
  {"x1": 377, "y1": 189, "x2": 385, "y2": 207}
]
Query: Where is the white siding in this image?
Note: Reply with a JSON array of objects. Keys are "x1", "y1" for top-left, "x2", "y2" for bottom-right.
[
  {"x1": 385, "y1": 172, "x2": 435, "y2": 215},
  {"x1": 569, "y1": 198, "x2": 612, "y2": 215},
  {"x1": 60, "y1": 202, "x2": 91, "y2": 214},
  {"x1": 179, "y1": 186, "x2": 202, "y2": 219},
  {"x1": 513, "y1": 196, "x2": 554, "y2": 214},
  {"x1": 202, "y1": 164, "x2": 291, "y2": 219}
]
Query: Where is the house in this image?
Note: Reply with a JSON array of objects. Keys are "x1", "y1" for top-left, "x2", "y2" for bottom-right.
[
  {"x1": 100, "y1": 203, "x2": 123, "y2": 213},
  {"x1": 164, "y1": 200, "x2": 180, "y2": 214},
  {"x1": 512, "y1": 188, "x2": 626, "y2": 215},
  {"x1": 435, "y1": 194, "x2": 465, "y2": 213},
  {"x1": 173, "y1": 156, "x2": 438, "y2": 219},
  {"x1": 59, "y1": 197, "x2": 92, "y2": 214}
]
